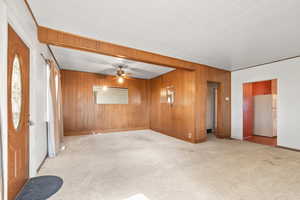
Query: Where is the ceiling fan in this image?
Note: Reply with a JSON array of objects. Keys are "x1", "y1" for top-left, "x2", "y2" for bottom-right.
[
  {"x1": 99, "y1": 62, "x2": 158, "y2": 83},
  {"x1": 113, "y1": 64, "x2": 133, "y2": 83},
  {"x1": 98, "y1": 64, "x2": 132, "y2": 83}
]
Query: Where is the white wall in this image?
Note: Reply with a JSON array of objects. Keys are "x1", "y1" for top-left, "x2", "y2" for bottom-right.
[
  {"x1": 0, "y1": 0, "x2": 50, "y2": 199},
  {"x1": 232, "y1": 57, "x2": 300, "y2": 150},
  {"x1": 0, "y1": 1, "x2": 8, "y2": 199}
]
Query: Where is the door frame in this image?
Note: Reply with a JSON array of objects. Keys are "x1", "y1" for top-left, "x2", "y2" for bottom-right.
[
  {"x1": 0, "y1": 2, "x2": 8, "y2": 200},
  {"x1": 7, "y1": 9, "x2": 35, "y2": 171},
  {"x1": 206, "y1": 81, "x2": 222, "y2": 138},
  {"x1": 7, "y1": 24, "x2": 31, "y2": 200},
  {"x1": 243, "y1": 79, "x2": 278, "y2": 143},
  {"x1": 0, "y1": 6, "x2": 35, "y2": 199}
]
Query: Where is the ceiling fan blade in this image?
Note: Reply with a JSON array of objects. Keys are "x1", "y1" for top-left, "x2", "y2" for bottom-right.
[
  {"x1": 112, "y1": 63, "x2": 128, "y2": 69},
  {"x1": 129, "y1": 67, "x2": 155, "y2": 74},
  {"x1": 125, "y1": 72, "x2": 133, "y2": 76},
  {"x1": 127, "y1": 68, "x2": 158, "y2": 77},
  {"x1": 82, "y1": 57, "x2": 111, "y2": 66},
  {"x1": 98, "y1": 68, "x2": 116, "y2": 74},
  {"x1": 121, "y1": 59, "x2": 135, "y2": 65},
  {"x1": 124, "y1": 76, "x2": 134, "y2": 80}
]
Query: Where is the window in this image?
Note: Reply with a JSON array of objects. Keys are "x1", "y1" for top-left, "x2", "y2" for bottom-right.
[
  {"x1": 11, "y1": 55, "x2": 22, "y2": 130},
  {"x1": 93, "y1": 86, "x2": 128, "y2": 104}
]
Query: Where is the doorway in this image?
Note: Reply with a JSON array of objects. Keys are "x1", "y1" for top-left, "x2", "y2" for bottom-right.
[
  {"x1": 206, "y1": 82, "x2": 220, "y2": 138},
  {"x1": 243, "y1": 79, "x2": 277, "y2": 146},
  {"x1": 7, "y1": 25, "x2": 30, "y2": 200}
]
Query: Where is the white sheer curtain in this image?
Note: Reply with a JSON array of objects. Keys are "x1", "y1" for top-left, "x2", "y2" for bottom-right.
[{"x1": 47, "y1": 60, "x2": 64, "y2": 157}]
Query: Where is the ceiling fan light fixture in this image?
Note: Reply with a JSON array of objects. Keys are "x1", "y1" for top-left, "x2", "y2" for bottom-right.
[
  {"x1": 102, "y1": 85, "x2": 108, "y2": 91},
  {"x1": 117, "y1": 76, "x2": 124, "y2": 84}
]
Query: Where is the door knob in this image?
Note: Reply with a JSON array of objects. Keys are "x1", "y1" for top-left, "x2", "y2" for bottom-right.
[{"x1": 28, "y1": 120, "x2": 34, "y2": 126}]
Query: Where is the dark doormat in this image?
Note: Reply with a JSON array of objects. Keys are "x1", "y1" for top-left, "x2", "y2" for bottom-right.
[{"x1": 16, "y1": 176, "x2": 63, "y2": 200}]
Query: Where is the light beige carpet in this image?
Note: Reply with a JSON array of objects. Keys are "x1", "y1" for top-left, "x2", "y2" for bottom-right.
[{"x1": 39, "y1": 130, "x2": 300, "y2": 200}]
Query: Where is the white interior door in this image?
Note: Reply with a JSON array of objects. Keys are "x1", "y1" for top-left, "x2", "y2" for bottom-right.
[{"x1": 254, "y1": 95, "x2": 275, "y2": 137}]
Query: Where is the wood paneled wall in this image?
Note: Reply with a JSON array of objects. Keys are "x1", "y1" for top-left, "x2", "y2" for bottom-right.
[
  {"x1": 150, "y1": 68, "x2": 231, "y2": 143},
  {"x1": 62, "y1": 68, "x2": 231, "y2": 142},
  {"x1": 61, "y1": 70, "x2": 150, "y2": 136},
  {"x1": 195, "y1": 67, "x2": 231, "y2": 142},
  {"x1": 38, "y1": 25, "x2": 231, "y2": 142},
  {"x1": 150, "y1": 69, "x2": 196, "y2": 142}
]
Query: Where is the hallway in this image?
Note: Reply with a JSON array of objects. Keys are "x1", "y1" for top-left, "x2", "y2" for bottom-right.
[{"x1": 39, "y1": 130, "x2": 300, "y2": 200}]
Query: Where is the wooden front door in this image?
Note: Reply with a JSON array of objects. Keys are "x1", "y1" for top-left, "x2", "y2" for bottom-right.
[{"x1": 7, "y1": 25, "x2": 30, "y2": 200}]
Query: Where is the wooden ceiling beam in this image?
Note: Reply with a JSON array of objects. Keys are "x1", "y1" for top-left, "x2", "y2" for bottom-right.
[{"x1": 38, "y1": 26, "x2": 227, "y2": 71}]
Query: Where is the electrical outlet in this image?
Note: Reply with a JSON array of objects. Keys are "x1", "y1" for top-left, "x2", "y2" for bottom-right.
[{"x1": 188, "y1": 133, "x2": 192, "y2": 139}]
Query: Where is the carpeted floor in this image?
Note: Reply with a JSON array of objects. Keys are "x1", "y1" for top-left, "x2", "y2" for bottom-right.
[{"x1": 39, "y1": 130, "x2": 300, "y2": 200}]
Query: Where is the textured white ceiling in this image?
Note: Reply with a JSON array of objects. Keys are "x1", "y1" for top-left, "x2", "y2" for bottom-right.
[
  {"x1": 29, "y1": 0, "x2": 300, "y2": 70},
  {"x1": 51, "y1": 46, "x2": 175, "y2": 79}
]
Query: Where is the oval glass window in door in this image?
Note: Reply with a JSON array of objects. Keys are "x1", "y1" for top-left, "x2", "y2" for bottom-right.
[{"x1": 11, "y1": 55, "x2": 22, "y2": 130}]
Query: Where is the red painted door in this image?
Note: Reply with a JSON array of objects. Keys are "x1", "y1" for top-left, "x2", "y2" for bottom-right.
[{"x1": 243, "y1": 83, "x2": 253, "y2": 139}]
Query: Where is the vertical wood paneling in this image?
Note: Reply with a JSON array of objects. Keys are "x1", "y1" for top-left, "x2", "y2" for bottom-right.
[
  {"x1": 194, "y1": 67, "x2": 231, "y2": 142},
  {"x1": 149, "y1": 77, "x2": 162, "y2": 131},
  {"x1": 37, "y1": 26, "x2": 232, "y2": 143},
  {"x1": 150, "y1": 69, "x2": 196, "y2": 142},
  {"x1": 62, "y1": 68, "x2": 231, "y2": 143},
  {"x1": 150, "y1": 67, "x2": 231, "y2": 143},
  {"x1": 61, "y1": 70, "x2": 150, "y2": 135}
]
